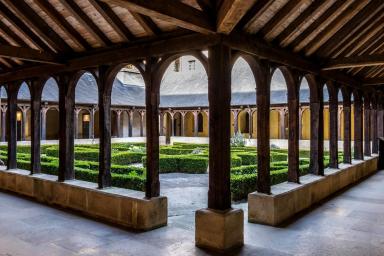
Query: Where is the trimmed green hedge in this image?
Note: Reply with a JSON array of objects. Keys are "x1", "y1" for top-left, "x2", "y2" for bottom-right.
[
  {"x1": 111, "y1": 152, "x2": 146, "y2": 165},
  {"x1": 143, "y1": 154, "x2": 208, "y2": 173}
]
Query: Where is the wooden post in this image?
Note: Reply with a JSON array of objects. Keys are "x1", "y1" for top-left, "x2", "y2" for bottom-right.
[
  {"x1": 255, "y1": 60, "x2": 271, "y2": 193},
  {"x1": 6, "y1": 84, "x2": 19, "y2": 169},
  {"x1": 208, "y1": 43, "x2": 232, "y2": 210},
  {"x1": 309, "y1": 76, "x2": 324, "y2": 175},
  {"x1": 30, "y1": 80, "x2": 43, "y2": 174},
  {"x1": 328, "y1": 83, "x2": 338, "y2": 168},
  {"x1": 287, "y1": 69, "x2": 300, "y2": 183},
  {"x1": 364, "y1": 95, "x2": 371, "y2": 156},
  {"x1": 145, "y1": 58, "x2": 160, "y2": 198},
  {"x1": 354, "y1": 92, "x2": 364, "y2": 160},
  {"x1": 58, "y1": 74, "x2": 75, "y2": 181},
  {"x1": 378, "y1": 98, "x2": 384, "y2": 139},
  {"x1": 342, "y1": 87, "x2": 352, "y2": 164},
  {"x1": 371, "y1": 97, "x2": 378, "y2": 154},
  {"x1": 98, "y1": 66, "x2": 112, "y2": 188}
]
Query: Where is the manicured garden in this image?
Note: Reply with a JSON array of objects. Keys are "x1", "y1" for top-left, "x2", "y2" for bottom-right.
[{"x1": 0, "y1": 142, "x2": 343, "y2": 201}]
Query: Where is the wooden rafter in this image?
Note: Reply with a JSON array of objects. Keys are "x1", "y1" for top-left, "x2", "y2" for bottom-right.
[
  {"x1": 323, "y1": 54, "x2": 384, "y2": 70},
  {"x1": 217, "y1": 0, "x2": 257, "y2": 34},
  {"x1": 87, "y1": 0, "x2": 136, "y2": 41},
  {"x1": 0, "y1": 45, "x2": 60, "y2": 64},
  {"x1": 130, "y1": 12, "x2": 161, "y2": 36},
  {"x1": 100, "y1": 0, "x2": 215, "y2": 34},
  {"x1": 33, "y1": 0, "x2": 93, "y2": 50},
  {"x1": 237, "y1": 0, "x2": 273, "y2": 32},
  {"x1": 363, "y1": 77, "x2": 384, "y2": 86},
  {"x1": 4, "y1": 0, "x2": 72, "y2": 53},
  {"x1": 0, "y1": 19, "x2": 29, "y2": 48},
  {"x1": 59, "y1": 0, "x2": 112, "y2": 47}
]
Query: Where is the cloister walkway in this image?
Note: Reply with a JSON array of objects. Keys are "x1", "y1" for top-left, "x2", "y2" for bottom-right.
[{"x1": 1, "y1": 171, "x2": 384, "y2": 256}]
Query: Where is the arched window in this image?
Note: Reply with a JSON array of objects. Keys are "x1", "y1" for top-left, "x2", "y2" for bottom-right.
[{"x1": 198, "y1": 113, "x2": 204, "y2": 132}]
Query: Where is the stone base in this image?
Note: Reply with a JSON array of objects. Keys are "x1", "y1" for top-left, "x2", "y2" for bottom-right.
[
  {"x1": 248, "y1": 156, "x2": 378, "y2": 226},
  {"x1": 0, "y1": 169, "x2": 167, "y2": 231},
  {"x1": 195, "y1": 208, "x2": 243, "y2": 252}
]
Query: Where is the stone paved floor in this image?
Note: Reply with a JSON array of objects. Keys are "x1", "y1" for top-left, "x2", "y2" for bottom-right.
[{"x1": 1, "y1": 171, "x2": 384, "y2": 255}]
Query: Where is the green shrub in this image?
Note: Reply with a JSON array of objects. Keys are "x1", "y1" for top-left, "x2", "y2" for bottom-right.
[
  {"x1": 231, "y1": 173, "x2": 257, "y2": 201},
  {"x1": 231, "y1": 155, "x2": 242, "y2": 167},
  {"x1": 271, "y1": 152, "x2": 288, "y2": 162},
  {"x1": 235, "y1": 152, "x2": 256, "y2": 165},
  {"x1": 143, "y1": 155, "x2": 208, "y2": 173},
  {"x1": 231, "y1": 165, "x2": 256, "y2": 175},
  {"x1": 160, "y1": 147, "x2": 193, "y2": 155},
  {"x1": 111, "y1": 152, "x2": 146, "y2": 165}
]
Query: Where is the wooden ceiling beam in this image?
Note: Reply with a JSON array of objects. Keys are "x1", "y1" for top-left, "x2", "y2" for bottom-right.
[
  {"x1": 323, "y1": 54, "x2": 384, "y2": 70},
  {"x1": 0, "y1": 20, "x2": 29, "y2": 48},
  {"x1": 87, "y1": 0, "x2": 136, "y2": 41},
  {"x1": 100, "y1": 0, "x2": 215, "y2": 34},
  {"x1": 33, "y1": 0, "x2": 93, "y2": 51},
  {"x1": 130, "y1": 12, "x2": 162, "y2": 36},
  {"x1": 363, "y1": 77, "x2": 384, "y2": 86},
  {"x1": 0, "y1": 2, "x2": 53, "y2": 53},
  {"x1": 237, "y1": 0, "x2": 273, "y2": 32},
  {"x1": 59, "y1": 0, "x2": 112, "y2": 47},
  {"x1": 0, "y1": 45, "x2": 60, "y2": 64},
  {"x1": 217, "y1": 0, "x2": 257, "y2": 34},
  {"x1": 4, "y1": 0, "x2": 72, "y2": 53}
]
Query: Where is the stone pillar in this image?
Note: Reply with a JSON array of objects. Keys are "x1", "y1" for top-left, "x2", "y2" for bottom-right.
[
  {"x1": 354, "y1": 92, "x2": 364, "y2": 160},
  {"x1": 30, "y1": 80, "x2": 43, "y2": 174},
  {"x1": 255, "y1": 61, "x2": 271, "y2": 193},
  {"x1": 181, "y1": 111, "x2": 186, "y2": 136},
  {"x1": 328, "y1": 84, "x2": 338, "y2": 169},
  {"x1": 309, "y1": 76, "x2": 324, "y2": 175},
  {"x1": 364, "y1": 96, "x2": 371, "y2": 156},
  {"x1": 299, "y1": 107, "x2": 303, "y2": 140},
  {"x1": 203, "y1": 110, "x2": 209, "y2": 135},
  {"x1": 40, "y1": 106, "x2": 49, "y2": 140},
  {"x1": 98, "y1": 67, "x2": 112, "y2": 188},
  {"x1": 128, "y1": 110, "x2": 133, "y2": 137},
  {"x1": 232, "y1": 109, "x2": 240, "y2": 134},
  {"x1": 193, "y1": 111, "x2": 199, "y2": 137},
  {"x1": 248, "y1": 109, "x2": 253, "y2": 139},
  {"x1": 371, "y1": 98, "x2": 378, "y2": 154},
  {"x1": 58, "y1": 74, "x2": 75, "y2": 181},
  {"x1": 196, "y1": 43, "x2": 243, "y2": 251},
  {"x1": 7, "y1": 84, "x2": 19, "y2": 169},
  {"x1": 158, "y1": 111, "x2": 164, "y2": 136},
  {"x1": 139, "y1": 110, "x2": 145, "y2": 137},
  {"x1": 287, "y1": 71, "x2": 300, "y2": 183},
  {"x1": 74, "y1": 108, "x2": 81, "y2": 139},
  {"x1": 338, "y1": 106, "x2": 343, "y2": 141},
  {"x1": 19, "y1": 105, "x2": 29, "y2": 141},
  {"x1": 342, "y1": 90, "x2": 352, "y2": 164},
  {"x1": 1, "y1": 106, "x2": 7, "y2": 142},
  {"x1": 279, "y1": 108, "x2": 286, "y2": 139},
  {"x1": 115, "y1": 109, "x2": 122, "y2": 138},
  {"x1": 89, "y1": 107, "x2": 96, "y2": 139}
]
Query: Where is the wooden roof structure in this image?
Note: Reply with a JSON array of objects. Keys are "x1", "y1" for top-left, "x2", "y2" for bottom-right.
[{"x1": 0, "y1": 0, "x2": 384, "y2": 88}]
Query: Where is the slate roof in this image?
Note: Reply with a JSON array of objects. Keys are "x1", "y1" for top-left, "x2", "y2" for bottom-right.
[{"x1": 0, "y1": 57, "x2": 341, "y2": 108}]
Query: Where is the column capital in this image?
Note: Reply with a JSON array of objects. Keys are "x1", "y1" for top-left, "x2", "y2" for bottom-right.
[
  {"x1": 1, "y1": 105, "x2": 7, "y2": 113},
  {"x1": 19, "y1": 105, "x2": 30, "y2": 113}
]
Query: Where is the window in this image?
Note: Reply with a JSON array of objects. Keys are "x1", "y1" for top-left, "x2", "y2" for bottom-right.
[
  {"x1": 188, "y1": 60, "x2": 196, "y2": 71},
  {"x1": 174, "y1": 58, "x2": 181, "y2": 72},
  {"x1": 198, "y1": 113, "x2": 203, "y2": 132}
]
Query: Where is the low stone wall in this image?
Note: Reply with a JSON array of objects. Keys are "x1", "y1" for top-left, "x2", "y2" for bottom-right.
[
  {"x1": 0, "y1": 169, "x2": 167, "y2": 231},
  {"x1": 248, "y1": 156, "x2": 378, "y2": 226}
]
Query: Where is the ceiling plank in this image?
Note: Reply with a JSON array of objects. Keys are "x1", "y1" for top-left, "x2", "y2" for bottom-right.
[
  {"x1": 33, "y1": 0, "x2": 93, "y2": 50},
  {"x1": 100, "y1": 0, "x2": 215, "y2": 34},
  {"x1": 323, "y1": 54, "x2": 384, "y2": 70},
  {"x1": 0, "y1": 19, "x2": 29, "y2": 48},
  {"x1": 130, "y1": 12, "x2": 162, "y2": 36},
  {"x1": 87, "y1": 0, "x2": 136, "y2": 41},
  {"x1": 4, "y1": 0, "x2": 72, "y2": 53},
  {"x1": 217, "y1": 0, "x2": 257, "y2": 34},
  {"x1": 59, "y1": 0, "x2": 112, "y2": 47},
  {"x1": 0, "y1": 45, "x2": 60, "y2": 64},
  {"x1": 236, "y1": 0, "x2": 273, "y2": 32},
  {"x1": 0, "y1": 2, "x2": 53, "y2": 53}
]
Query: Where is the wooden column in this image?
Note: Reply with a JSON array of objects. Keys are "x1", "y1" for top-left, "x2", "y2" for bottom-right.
[
  {"x1": 255, "y1": 61, "x2": 271, "y2": 194},
  {"x1": 371, "y1": 97, "x2": 378, "y2": 154},
  {"x1": 342, "y1": 87, "x2": 352, "y2": 164},
  {"x1": 58, "y1": 74, "x2": 75, "y2": 181},
  {"x1": 98, "y1": 66, "x2": 112, "y2": 188},
  {"x1": 287, "y1": 70, "x2": 300, "y2": 183},
  {"x1": 1, "y1": 106, "x2": 7, "y2": 142},
  {"x1": 208, "y1": 43, "x2": 231, "y2": 210},
  {"x1": 364, "y1": 95, "x2": 371, "y2": 156},
  {"x1": 354, "y1": 92, "x2": 364, "y2": 160},
  {"x1": 7, "y1": 84, "x2": 19, "y2": 169},
  {"x1": 145, "y1": 58, "x2": 160, "y2": 198},
  {"x1": 309, "y1": 76, "x2": 324, "y2": 175},
  {"x1": 193, "y1": 111, "x2": 199, "y2": 137},
  {"x1": 30, "y1": 80, "x2": 43, "y2": 174},
  {"x1": 328, "y1": 83, "x2": 338, "y2": 168}
]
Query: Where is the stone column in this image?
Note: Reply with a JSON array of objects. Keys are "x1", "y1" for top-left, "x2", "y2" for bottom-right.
[
  {"x1": 19, "y1": 105, "x2": 30, "y2": 141},
  {"x1": 343, "y1": 93, "x2": 352, "y2": 164},
  {"x1": 354, "y1": 92, "x2": 364, "y2": 160},
  {"x1": 279, "y1": 108, "x2": 286, "y2": 139},
  {"x1": 128, "y1": 110, "x2": 133, "y2": 137},
  {"x1": 371, "y1": 98, "x2": 378, "y2": 154},
  {"x1": 338, "y1": 106, "x2": 343, "y2": 141},
  {"x1": 1, "y1": 106, "x2": 7, "y2": 142},
  {"x1": 89, "y1": 107, "x2": 96, "y2": 139},
  {"x1": 41, "y1": 106, "x2": 49, "y2": 140},
  {"x1": 58, "y1": 74, "x2": 75, "y2": 181},
  {"x1": 328, "y1": 84, "x2": 338, "y2": 169},
  {"x1": 232, "y1": 109, "x2": 240, "y2": 134},
  {"x1": 158, "y1": 111, "x2": 164, "y2": 136},
  {"x1": 169, "y1": 112, "x2": 175, "y2": 137},
  {"x1": 364, "y1": 96, "x2": 371, "y2": 156},
  {"x1": 181, "y1": 111, "x2": 186, "y2": 136},
  {"x1": 203, "y1": 110, "x2": 209, "y2": 135},
  {"x1": 74, "y1": 108, "x2": 81, "y2": 139},
  {"x1": 299, "y1": 107, "x2": 303, "y2": 140},
  {"x1": 193, "y1": 111, "x2": 199, "y2": 137},
  {"x1": 7, "y1": 85, "x2": 18, "y2": 169},
  {"x1": 139, "y1": 110, "x2": 145, "y2": 137},
  {"x1": 248, "y1": 109, "x2": 253, "y2": 139},
  {"x1": 309, "y1": 76, "x2": 324, "y2": 175},
  {"x1": 115, "y1": 109, "x2": 122, "y2": 138}
]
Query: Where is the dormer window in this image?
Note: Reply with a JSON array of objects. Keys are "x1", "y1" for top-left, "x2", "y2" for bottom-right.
[{"x1": 188, "y1": 60, "x2": 196, "y2": 71}]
